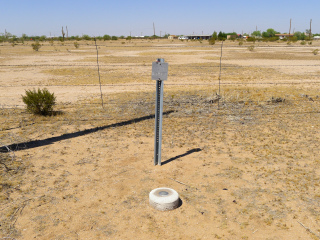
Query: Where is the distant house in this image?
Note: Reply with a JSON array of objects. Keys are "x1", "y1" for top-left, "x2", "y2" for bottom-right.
[
  {"x1": 313, "y1": 36, "x2": 320, "y2": 40},
  {"x1": 168, "y1": 35, "x2": 178, "y2": 40},
  {"x1": 275, "y1": 34, "x2": 293, "y2": 39},
  {"x1": 184, "y1": 34, "x2": 212, "y2": 40},
  {"x1": 227, "y1": 35, "x2": 237, "y2": 40}
]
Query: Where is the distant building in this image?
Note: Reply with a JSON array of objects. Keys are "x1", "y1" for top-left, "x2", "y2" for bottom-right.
[
  {"x1": 275, "y1": 34, "x2": 293, "y2": 39},
  {"x1": 184, "y1": 34, "x2": 212, "y2": 40},
  {"x1": 168, "y1": 35, "x2": 178, "y2": 40},
  {"x1": 227, "y1": 35, "x2": 237, "y2": 39}
]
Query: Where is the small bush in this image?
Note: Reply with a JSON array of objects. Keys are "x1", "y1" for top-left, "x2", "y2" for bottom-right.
[
  {"x1": 22, "y1": 88, "x2": 56, "y2": 115},
  {"x1": 300, "y1": 41, "x2": 306, "y2": 45},
  {"x1": 74, "y1": 41, "x2": 79, "y2": 48},
  {"x1": 248, "y1": 45, "x2": 255, "y2": 51},
  {"x1": 239, "y1": 41, "x2": 244, "y2": 46},
  {"x1": 312, "y1": 49, "x2": 319, "y2": 55},
  {"x1": 208, "y1": 37, "x2": 215, "y2": 45},
  {"x1": 31, "y1": 41, "x2": 41, "y2": 51}
]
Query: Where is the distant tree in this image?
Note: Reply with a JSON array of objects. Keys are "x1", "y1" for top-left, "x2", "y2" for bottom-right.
[
  {"x1": 212, "y1": 31, "x2": 218, "y2": 40},
  {"x1": 39, "y1": 35, "x2": 46, "y2": 41},
  {"x1": 262, "y1": 28, "x2": 278, "y2": 38},
  {"x1": 82, "y1": 34, "x2": 91, "y2": 40},
  {"x1": 126, "y1": 36, "x2": 132, "y2": 40},
  {"x1": 294, "y1": 31, "x2": 306, "y2": 40},
  {"x1": 103, "y1": 34, "x2": 111, "y2": 40},
  {"x1": 226, "y1": 32, "x2": 237, "y2": 36},
  {"x1": 252, "y1": 30, "x2": 261, "y2": 37},
  {"x1": 217, "y1": 31, "x2": 227, "y2": 41},
  {"x1": 21, "y1": 33, "x2": 28, "y2": 40},
  {"x1": 111, "y1": 36, "x2": 118, "y2": 40}
]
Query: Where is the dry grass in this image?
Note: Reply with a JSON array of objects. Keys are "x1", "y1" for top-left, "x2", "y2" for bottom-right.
[{"x1": 1, "y1": 39, "x2": 320, "y2": 239}]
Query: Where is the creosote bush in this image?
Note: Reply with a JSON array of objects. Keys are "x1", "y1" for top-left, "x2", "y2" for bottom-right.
[
  {"x1": 31, "y1": 41, "x2": 41, "y2": 51},
  {"x1": 74, "y1": 41, "x2": 79, "y2": 48},
  {"x1": 312, "y1": 49, "x2": 319, "y2": 55},
  {"x1": 248, "y1": 45, "x2": 255, "y2": 51},
  {"x1": 208, "y1": 37, "x2": 216, "y2": 45},
  {"x1": 22, "y1": 88, "x2": 56, "y2": 115}
]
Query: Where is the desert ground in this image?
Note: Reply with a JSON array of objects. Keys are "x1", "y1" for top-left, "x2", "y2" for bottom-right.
[{"x1": 1, "y1": 38, "x2": 320, "y2": 239}]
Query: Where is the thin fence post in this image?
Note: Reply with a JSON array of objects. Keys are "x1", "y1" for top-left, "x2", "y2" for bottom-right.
[
  {"x1": 218, "y1": 41, "x2": 223, "y2": 109},
  {"x1": 94, "y1": 38, "x2": 104, "y2": 109}
]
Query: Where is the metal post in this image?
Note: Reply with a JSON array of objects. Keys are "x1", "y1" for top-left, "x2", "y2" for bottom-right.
[
  {"x1": 152, "y1": 58, "x2": 168, "y2": 166},
  {"x1": 154, "y1": 79, "x2": 164, "y2": 165}
]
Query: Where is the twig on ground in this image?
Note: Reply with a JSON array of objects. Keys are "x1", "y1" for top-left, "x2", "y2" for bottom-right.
[
  {"x1": 168, "y1": 178, "x2": 192, "y2": 188},
  {"x1": 297, "y1": 220, "x2": 320, "y2": 239}
]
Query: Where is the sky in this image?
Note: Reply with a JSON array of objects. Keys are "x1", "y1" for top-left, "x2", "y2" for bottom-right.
[{"x1": 1, "y1": 0, "x2": 319, "y2": 37}]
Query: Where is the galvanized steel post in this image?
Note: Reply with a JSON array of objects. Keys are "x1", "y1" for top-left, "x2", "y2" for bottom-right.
[{"x1": 152, "y1": 58, "x2": 168, "y2": 165}]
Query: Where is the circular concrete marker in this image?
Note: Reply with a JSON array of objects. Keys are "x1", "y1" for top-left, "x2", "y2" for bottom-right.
[{"x1": 149, "y1": 187, "x2": 180, "y2": 211}]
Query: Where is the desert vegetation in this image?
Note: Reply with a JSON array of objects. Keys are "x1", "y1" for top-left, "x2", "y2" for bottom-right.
[{"x1": 1, "y1": 38, "x2": 320, "y2": 239}]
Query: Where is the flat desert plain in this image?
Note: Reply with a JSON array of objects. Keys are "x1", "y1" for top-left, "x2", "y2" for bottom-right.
[{"x1": 1, "y1": 39, "x2": 320, "y2": 239}]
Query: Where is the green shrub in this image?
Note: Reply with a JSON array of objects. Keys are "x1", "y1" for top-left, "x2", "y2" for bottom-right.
[
  {"x1": 31, "y1": 41, "x2": 41, "y2": 51},
  {"x1": 312, "y1": 49, "x2": 319, "y2": 55},
  {"x1": 246, "y1": 37, "x2": 256, "y2": 42},
  {"x1": 248, "y1": 45, "x2": 255, "y2": 51},
  {"x1": 300, "y1": 41, "x2": 306, "y2": 45},
  {"x1": 22, "y1": 88, "x2": 56, "y2": 115},
  {"x1": 208, "y1": 37, "x2": 215, "y2": 45},
  {"x1": 74, "y1": 41, "x2": 79, "y2": 48}
]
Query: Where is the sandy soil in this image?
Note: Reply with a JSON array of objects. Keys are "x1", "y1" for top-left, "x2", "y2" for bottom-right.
[{"x1": 1, "y1": 39, "x2": 320, "y2": 239}]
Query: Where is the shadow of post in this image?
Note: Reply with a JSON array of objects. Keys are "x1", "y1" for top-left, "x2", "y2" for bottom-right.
[
  {"x1": 0, "y1": 110, "x2": 174, "y2": 152},
  {"x1": 161, "y1": 148, "x2": 202, "y2": 165}
]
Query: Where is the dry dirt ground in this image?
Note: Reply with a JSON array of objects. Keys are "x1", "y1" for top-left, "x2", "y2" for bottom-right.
[{"x1": 1, "y1": 39, "x2": 320, "y2": 239}]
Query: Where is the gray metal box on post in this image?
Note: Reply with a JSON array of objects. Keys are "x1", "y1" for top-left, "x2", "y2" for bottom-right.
[{"x1": 152, "y1": 58, "x2": 168, "y2": 166}]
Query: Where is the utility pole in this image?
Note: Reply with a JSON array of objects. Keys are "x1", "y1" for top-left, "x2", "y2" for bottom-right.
[
  {"x1": 62, "y1": 26, "x2": 65, "y2": 41},
  {"x1": 310, "y1": 19, "x2": 312, "y2": 40},
  {"x1": 289, "y1": 18, "x2": 292, "y2": 37},
  {"x1": 66, "y1": 26, "x2": 68, "y2": 39},
  {"x1": 153, "y1": 22, "x2": 156, "y2": 39}
]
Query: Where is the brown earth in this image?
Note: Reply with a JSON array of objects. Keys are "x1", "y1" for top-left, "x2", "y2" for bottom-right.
[{"x1": 1, "y1": 39, "x2": 320, "y2": 239}]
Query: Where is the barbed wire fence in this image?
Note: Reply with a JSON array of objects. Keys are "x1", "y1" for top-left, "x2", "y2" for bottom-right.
[{"x1": 1, "y1": 42, "x2": 320, "y2": 131}]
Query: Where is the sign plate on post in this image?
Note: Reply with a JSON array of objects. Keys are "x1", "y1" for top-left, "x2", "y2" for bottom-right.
[{"x1": 152, "y1": 59, "x2": 168, "y2": 80}]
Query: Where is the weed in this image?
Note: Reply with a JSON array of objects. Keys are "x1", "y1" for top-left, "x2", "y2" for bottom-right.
[
  {"x1": 31, "y1": 41, "x2": 41, "y2": 51},
  {"x1": 312, "y1": 49, "x2": 319, "y2": 55},
  {"x1": 248, "y1": 45, "x2": 255, "y2": 51},
  {"x1": 74, "y1": 41, "x2": 79, "y2": 49},
  {"x1": 208, "y1": 37, "x2": 215, "y2": 45}
]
